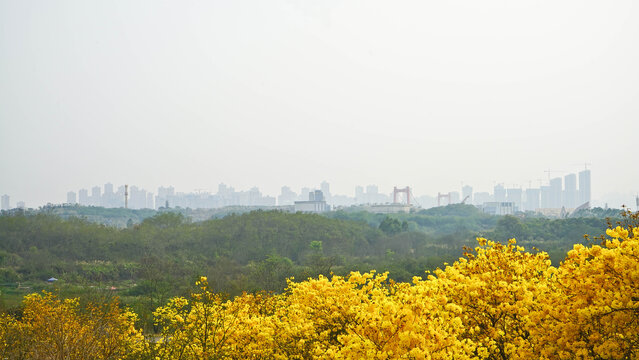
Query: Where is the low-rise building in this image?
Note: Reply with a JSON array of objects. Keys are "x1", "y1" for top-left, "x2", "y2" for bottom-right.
[
  {"x1": 294, "y1": 190, "x2": 329, "y2": 213},
  {"x1": 481, "y1": 202, "x2": 515, "y2": 216}
]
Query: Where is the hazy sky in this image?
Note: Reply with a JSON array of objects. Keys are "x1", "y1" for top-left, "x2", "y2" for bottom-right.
[{"x1": 1, "y1": 0, "x2": 638, "y2": 208}]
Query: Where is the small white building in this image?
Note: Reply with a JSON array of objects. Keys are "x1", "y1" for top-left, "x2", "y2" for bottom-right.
[
  {"x1": 294, "y1": 190, "x2": 330, "y2": 213},
  {"x1": 481, "y1": 202, "x2": 515, "y2": 216},
  {"x1": 365, "y1": 204, "x2": 412, "y2": 214}
]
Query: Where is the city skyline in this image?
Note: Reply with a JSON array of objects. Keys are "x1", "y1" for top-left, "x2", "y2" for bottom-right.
[
  {"x1": 1, "y1": 1, "x2": 638, "y2": 210},
  {"x1": 6, "y1": 168, "x2": 630, "y2": 212}
]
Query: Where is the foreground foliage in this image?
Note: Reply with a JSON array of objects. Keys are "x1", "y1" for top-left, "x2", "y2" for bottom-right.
[
  {"x1": 0, "y1": 293, "x2": 142, "y2": 359},
  {"x1": 1, "y1": 214, "x2": 638, "y2": 359}
]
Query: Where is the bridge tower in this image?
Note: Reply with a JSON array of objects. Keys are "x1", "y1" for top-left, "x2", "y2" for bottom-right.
[{"x1": 393, "y1": 186, "x2": 411, "y2": 205}]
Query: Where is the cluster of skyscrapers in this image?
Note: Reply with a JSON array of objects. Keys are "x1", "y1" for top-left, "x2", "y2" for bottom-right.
[
  {"x1": 3, "y1": 169, "x2": 592, "y2": 214},
  {"x1": 64, "y1": 181, "x2": 395, "y2": 210},
  {"x1": 67, "y1": 183, "x2": 281, "y2": 210},
  {"x1": 448, "y1": 169, "x2": 591, "y2": 213},
  {"x1": 1, "y1": 194, "x2": 25, "y2": 210},
  {"x1": 279, "y1": 183, "x2": 393, "y2": 207},
  {"x1": 67, "y1": 184, "x2": 154, "y2": 209}
]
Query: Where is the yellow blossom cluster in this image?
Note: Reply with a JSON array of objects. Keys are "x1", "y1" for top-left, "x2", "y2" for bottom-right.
[
  {"x1": 0, "y1": 292, "x2": 143, "y2": 359},
  {"x1": 535, "y1": 226, "x2": 639, "y2": 359},
  {"x1": 1, "y1": 221, "x2": 638, "y2": 359},
  {"x1": 145, "y1": 224, "x2": 638, "y2": 359}
]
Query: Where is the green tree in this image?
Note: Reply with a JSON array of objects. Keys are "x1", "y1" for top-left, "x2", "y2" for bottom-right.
[{"x1": 379, "y1": 216, "x2": 407, "y2": 235}]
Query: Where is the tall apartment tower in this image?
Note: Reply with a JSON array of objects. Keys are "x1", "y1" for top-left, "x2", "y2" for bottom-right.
[
  {"x1": 578, "y1": 169, "x2": 591, "y2": 206},
  {"x1": 506, "y1": 188, "x2": 523, "y2": 210},
  {"x1": 146, "y1": 192, "x2": 154, "y2": 209},
  {"x1": 563, "y1": 174, "x2": 578, "y2": 208},
  {"x1": 524, "y1": 188, "x2": 540, "y2": 211},
  {"x1": 67, "y1": 191, "x2": 77, "y2": 204},
  {"x1": 78, "y1": 189, "x2": 89, "y2": 205},
  {"x1": 494, "y1": 184, "x2": 506, "y2": 202},
  {"x1": 549, "y1": 177, "x2": 563, "y2": 208},
  {"x1": 91, "y1": 186, "x2": 101, "y2": 206},
  {"x1": 320, "y1": 181, "x2": 331, "y2": 203},
  {"x1": 1, "y1": 194, "x2": 9, "y2": 210},
  {"x1": 278, "y1": 186, "x2": 297, "y2": 206},
  {"x1": 355, "y1": 186, "x2": 365, "y2": 204},
  {"x1": 102, "y1": 183, "x2": 115, "y2": 207},
  {"x1": 540, "y1": 185, "x2": 551, "y2": 208}
]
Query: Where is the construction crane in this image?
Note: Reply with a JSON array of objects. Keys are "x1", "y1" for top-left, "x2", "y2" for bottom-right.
[
  {"x1": 461, "y1": 195, "x2": 470, "y2": 204},
  {"x1": 571, "y1": 162, "x2": 592, "y2": 170}
]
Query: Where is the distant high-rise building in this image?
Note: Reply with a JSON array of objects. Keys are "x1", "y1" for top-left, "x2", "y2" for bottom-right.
[
  {"x1": 215, "y1": 184, "x2": 233, "y2": 207},
  {"x1": 494, "y1": 184, "x2": 506, "y2": 202},
  {"x1": 91, "y1": 186, "x2": 101, "y2": 206},
  {"x1": 299, "y1": 187, "x2": 311, "y2": 201},
  {"x1": 217, "y1": 184, "x2": 229, "y2": 196},
  {"x1": 474, "y1": 192, "x2": 492, "y2": 205},
  {"x1": 540, "y1": 185, "x2": 551, "y2": 208},
  {"x1": 524, "y1": 188, "x2": 540, "y2": 211},
  {"x1": 578, "y1": 169, "x2": 591, "y2": 207},
  {"x1": 449, "y1": 191, "x2": 460, "y2": 204},
  {"x1": 320, "y1": 181, "x2": 331, "y2": 203},
  {"x1": 416, "y1": 194, "x2": 437, "y2": 208},
  {"x1": 1, "y1": 194, "x2": 9, "y2": 210},
  {"x1": 67, "y1": 191, "x2": 77, "y2": 204},
  {"x1": 462, "y1": 185, "x2": 473, "y2": 204},
  {"x1": 158, "y1": 186, "x2": 175, "y2": 198},
  {"x1": 365, "y1": 184, "x2": 387, "y2": 204},
  {"x1": 506, "y1": 188, "x2": 522, "y2": 211},
  {"x1": 101, "y1": 182, "x2": 115, "y2": 207},
  {"x1": 278, "y1": 186, "x2": 297, "y2": 206},
  {"x1": 248, "y1": 187, "x2": 261, "y2": 206},
  {"x1": 355, "y1": 186, "x2": 365, "y2": 204},
  {"x1": 549, "y1": 177, "x2": 562, "y2": 208},
  {"x1": 563, "y1": 174, "x2": 578, "y2": 208},
  {"x1": 78, "y1": 189, "x2": 89, "y2": 205},
  {"x1": 156, "y1": 186, "x2": 176, "y2": 209},
  {"x1": 16, "y1": 201, "x2": 25, "y2": 209},
  {"x1": 129, "y1": 186, "x2": 147, "y2": 209},
  {"x1": 146, "y1": 192, "x2": 154, "y2": 209},
  {"x1": 309, "y1": 189, "x2": 324, "y2": 202},
  {"x1": 116, "y1": 186, "x2": 126, "y2": 207}
]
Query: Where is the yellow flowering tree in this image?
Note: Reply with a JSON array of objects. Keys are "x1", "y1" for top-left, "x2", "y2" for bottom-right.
[
  {"x1": 428, "y1": 238, "x2": 556, "y2": 359},
  {"x1": 0, "y1": 291, "x2": 143, "y2": 359},
  {"x1": 150, "y1": 218, "x2": 639, "y2": 359},
  {"x1": 335, "y1": 272, "x2": 471, "y2": 359},
  {"x1": 536, "y1": 225, "x2": 639, "y2": 359},
  {"x1": 266, "y1": 274, "x2": 364, "y2": 358},
  {"x1": 150, "y1": 276, "x2": 277, "y2": 359}
]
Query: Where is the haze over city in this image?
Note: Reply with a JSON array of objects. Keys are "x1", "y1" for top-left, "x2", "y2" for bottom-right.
[{"x1": 1, "y1": 1, "x2": 638, "y2": 209}]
